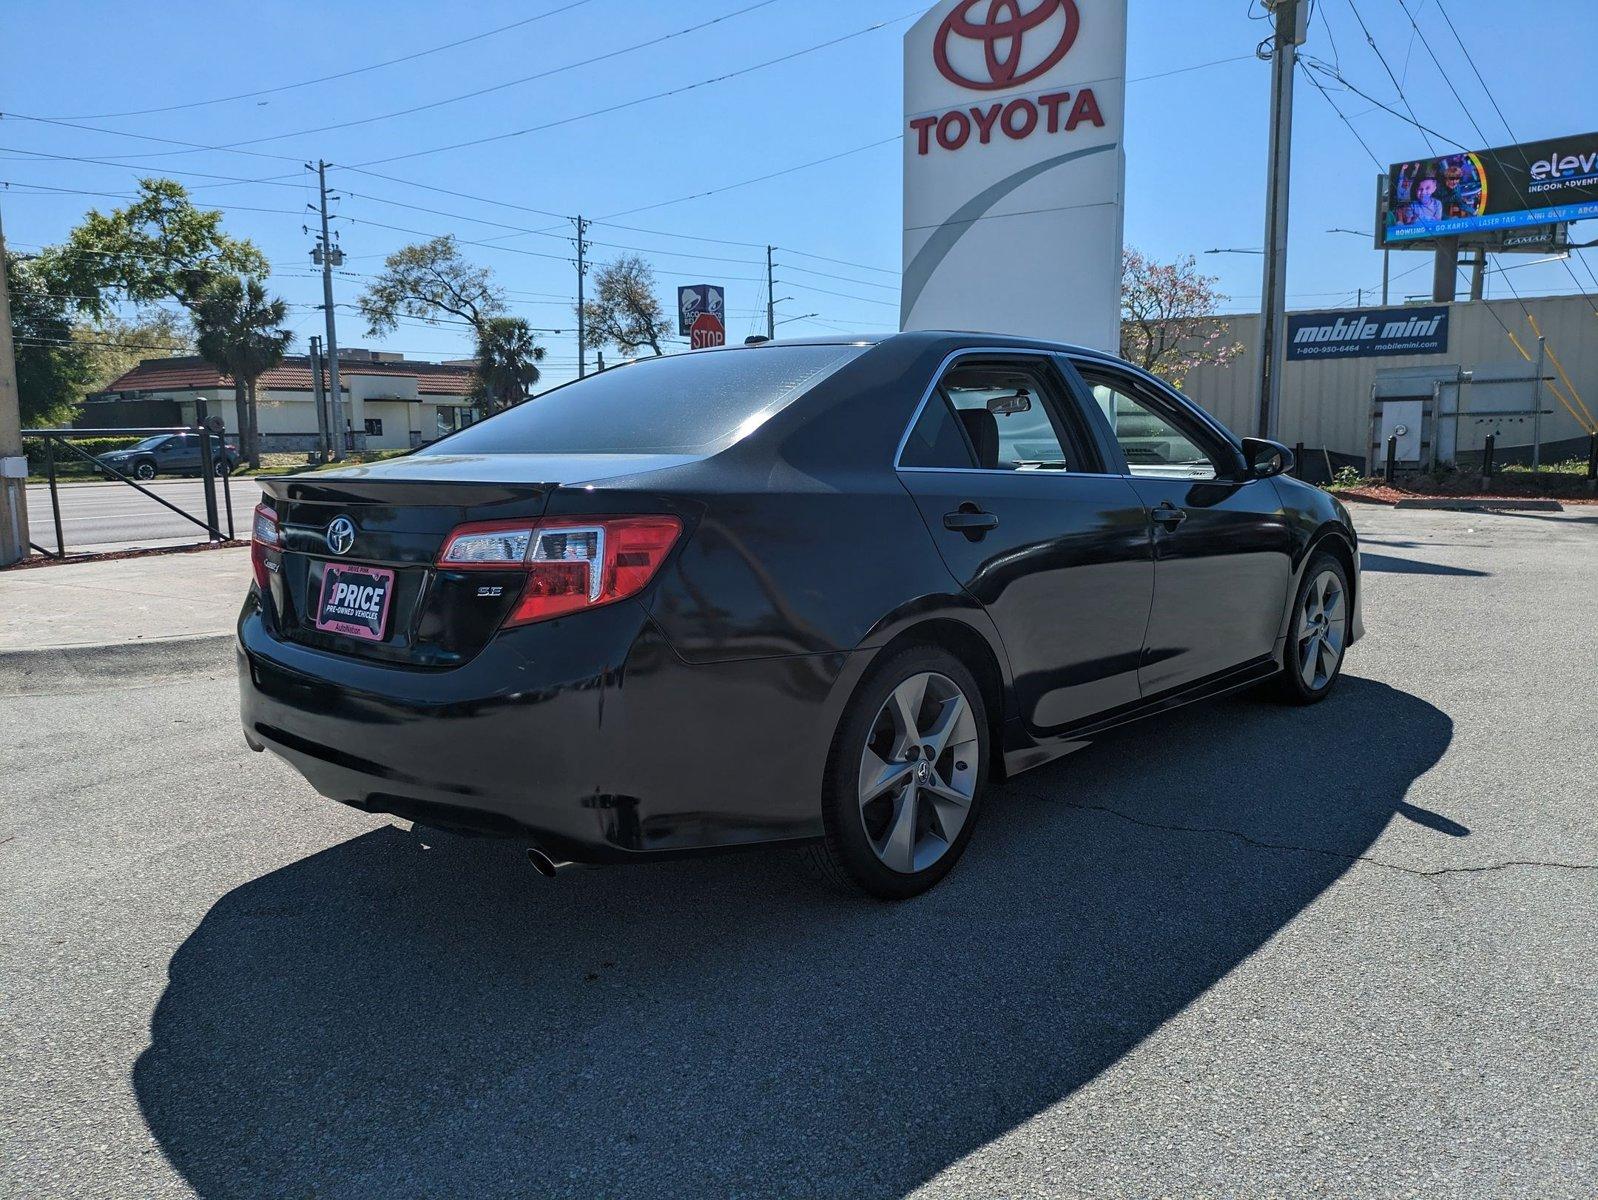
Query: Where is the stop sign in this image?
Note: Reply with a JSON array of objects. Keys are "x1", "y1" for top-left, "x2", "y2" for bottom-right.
[{"x1": 690, "y1": 311, "x2": 726, "y2": 349}]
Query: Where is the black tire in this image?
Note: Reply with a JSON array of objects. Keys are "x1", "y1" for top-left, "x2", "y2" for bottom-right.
[
  {"x1": 133, "y1": 460, "x2": 157, "y2": 481},
  {"x1": 802, "y1": 644, "x2": 990, "y2": 900},
  {"x1": 1272, "y1": 551, "x2": 1352, "y2": 705},
  {"x1": 212, "y1": 459, "x2": 229, "y2": 477}
]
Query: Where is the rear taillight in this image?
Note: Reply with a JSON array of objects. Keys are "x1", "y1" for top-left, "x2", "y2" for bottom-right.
[
  {"x1": 250, "y1": 503, "x2": 281, "y2": 592},
  {"x1": 437, "y1": 515, "x2": 682, "y2": 627}
]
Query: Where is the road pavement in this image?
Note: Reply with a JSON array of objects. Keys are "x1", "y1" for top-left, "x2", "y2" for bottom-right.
[
  {"x1": 25, "y1": 478, "x2": 265, "y2": 555},
  {"x1": 2, "y1": 506, "x2": 1595, "y2": 1199}
]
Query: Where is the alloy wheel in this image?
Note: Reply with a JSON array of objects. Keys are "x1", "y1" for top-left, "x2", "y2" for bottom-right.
[
  {"x1": 135, "y1": 463, "x2": 155, "y2": 481},
  {"x1": 857, "y1": 671, "x2": 979, "y2": 874},
  {"x1": 1296, "y1": 569, "x2": 1347, "y2": 691}
]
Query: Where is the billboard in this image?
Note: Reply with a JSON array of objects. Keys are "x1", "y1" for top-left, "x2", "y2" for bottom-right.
[
  {"x1": 901, "y1": 0, "x2": 1127, "y2": 351},
  {"x1": 1285, "y1": 305, "x2": 1448, "y2": 361},
  {"x1": 676, "y1": 284, "x2": 724, "y2": 337},
  {"x1": 1383, "y1": 131, "x2": 1598, "y2": 245}
]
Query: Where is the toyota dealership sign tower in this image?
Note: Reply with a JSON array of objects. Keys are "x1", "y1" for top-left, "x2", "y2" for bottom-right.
[{"x1": 901, "y1": 0, "x2": 1127, "y2": 351}]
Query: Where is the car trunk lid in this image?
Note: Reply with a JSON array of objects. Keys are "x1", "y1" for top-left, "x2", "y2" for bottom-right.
[{"x1": 258, "y1": 452, "x2": 695, "y2": 667}]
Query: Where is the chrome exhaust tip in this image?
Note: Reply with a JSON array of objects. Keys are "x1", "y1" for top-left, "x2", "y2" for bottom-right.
[{"x1": 526, "y1": 847, "x2": 572, "y2": 878}]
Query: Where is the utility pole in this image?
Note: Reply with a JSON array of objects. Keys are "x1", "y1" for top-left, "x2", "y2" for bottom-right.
[
  {"x1": 311, "y1": 160, "x2": 346, "y2": 459},
  {"x1": 0, "y1": 202, "x2": 28, "y2": 566},
  {"x1": 309, "y1": 335, "x2": 330, "y2": 462},
  {"x1": 1254, "y1": 0, "x2": 1307, "y2": 441},
  {"x1": 766, "y1": 246, "x2": 776, "y2": 340},
  {"x1": 574, "y1": 215, "x2": 591, "y2": 378},
  {"x1": 1469, "y1": 248, "x2": 1487, "y2": 301}
]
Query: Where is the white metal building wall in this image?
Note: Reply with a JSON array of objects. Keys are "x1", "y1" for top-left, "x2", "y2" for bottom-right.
[{"x1": 1175, "y1": 294, "x2": 1597, "y2": 465}]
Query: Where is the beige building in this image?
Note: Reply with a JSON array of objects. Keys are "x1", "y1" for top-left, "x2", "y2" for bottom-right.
[
  {"x1": 86, "y1": 350, "x2": 478, "y2": 452},
  {"x1": 1177, "y1": 293, "x2": 1596, "y2": 473}
]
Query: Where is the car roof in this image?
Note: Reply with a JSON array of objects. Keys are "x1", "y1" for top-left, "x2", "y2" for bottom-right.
[{"x1": 697, "y1": 330, "x2": 1123, "y2": 360}]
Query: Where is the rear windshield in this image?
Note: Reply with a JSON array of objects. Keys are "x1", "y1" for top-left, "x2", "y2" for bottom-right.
[{"x1": 420, "y1": 344, "x2": 867, "y2": 456}]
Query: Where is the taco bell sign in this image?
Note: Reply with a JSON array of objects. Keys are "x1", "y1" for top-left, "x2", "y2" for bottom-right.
[{"x1": 901, "y1": 0, "x2": 1127, "y2": 351}]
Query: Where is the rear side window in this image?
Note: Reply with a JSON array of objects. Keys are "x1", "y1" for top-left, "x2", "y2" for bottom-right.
[
  {"x1": 900, "y1": 393, "x2": 977, "y2": 468},
  {"x1": 421, "y1": 344, "x2": 867, "y2": 456},
  {"x1": 901, "y1": 359, "x2": 1086, "y2": 472}
]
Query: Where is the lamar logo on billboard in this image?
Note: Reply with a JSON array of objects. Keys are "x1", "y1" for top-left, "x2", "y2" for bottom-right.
[{"x1": 911, "y1": 0, "x2": 1104, "y2": 156}]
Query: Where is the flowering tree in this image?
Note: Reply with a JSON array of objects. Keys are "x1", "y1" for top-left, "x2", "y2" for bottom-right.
[{"x1": 1119, "y1": 248, "x2": 1243, "y2": 387}]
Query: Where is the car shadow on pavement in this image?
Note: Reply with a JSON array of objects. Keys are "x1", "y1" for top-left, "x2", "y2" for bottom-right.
[
  {"x1": 133, "y1": 676, "x2": 1452, "y2": 1199},
  {"x1": 1359, "y1": 551, "x2": 1490, "y2": 576}
]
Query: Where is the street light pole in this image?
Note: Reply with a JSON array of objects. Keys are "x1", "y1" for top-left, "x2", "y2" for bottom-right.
[{"x1": 1255, "y1": 0, "x2": 1307, "y2": 442}]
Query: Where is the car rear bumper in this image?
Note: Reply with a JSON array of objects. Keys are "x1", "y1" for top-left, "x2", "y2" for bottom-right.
[{"x1": 238, "y1": 592, "x2": 857, "y2": 862}]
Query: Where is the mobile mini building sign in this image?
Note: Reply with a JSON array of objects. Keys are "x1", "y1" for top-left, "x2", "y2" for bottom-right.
[{"x1": 901, "y1": 0, "x2": 1128, "y2": 351}]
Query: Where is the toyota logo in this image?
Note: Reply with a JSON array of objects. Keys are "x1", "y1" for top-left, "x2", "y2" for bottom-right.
[
  {"x1": 325, "y1": 516, "x2": 357, "y2": 556},
  {"x1": 933, "y1": 0, "x2": 1080, "y2": 91}
]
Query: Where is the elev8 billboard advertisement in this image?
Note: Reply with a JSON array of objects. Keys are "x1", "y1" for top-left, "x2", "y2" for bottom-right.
[{"x1": 1384, "y1": 131, "x2": 1598, "y2": 244}]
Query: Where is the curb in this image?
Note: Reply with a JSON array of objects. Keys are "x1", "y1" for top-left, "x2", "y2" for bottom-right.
[
  {"x1": 0, "y1": 632, "x2": 235, "y2": 694},
  {"x1": 1391, "y1": 498, "x2": 1564, "y2": 512}
]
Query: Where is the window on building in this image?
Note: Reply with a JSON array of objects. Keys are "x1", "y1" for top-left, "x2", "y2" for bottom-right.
[{"x1": 364, "y1": 418, "x2": 383, "y2": 437}]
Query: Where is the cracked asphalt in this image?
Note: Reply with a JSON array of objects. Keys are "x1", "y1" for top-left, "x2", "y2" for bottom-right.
[{"x1": 3, "y1": 505, "x2": 1595, "y2": 1199}]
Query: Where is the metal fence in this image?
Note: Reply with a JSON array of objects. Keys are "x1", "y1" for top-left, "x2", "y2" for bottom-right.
[{"x1": 22, "y1": 425, "x2": 240, "y2": 559}]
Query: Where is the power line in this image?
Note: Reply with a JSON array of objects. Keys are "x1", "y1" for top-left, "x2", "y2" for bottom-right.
[
  {"x1": 777, "y1": 245, "x2": 898, "y2": 276},
  {"x1": 599, "y1": 137, "x2": 900, "y2": 220},
  {"x1": 1430, "y1": 0, "x2": 1518, "y2": 146},
  {"x1": 0, "y1": 145, "x2": 307, "y2": 191},
  {"x1": 1343, "y1": 0, "x2": 1435, "y2": 153},
  {"x1": 0, "y1": 113, "x2": 305, "y2": 165},
  {"x1": 351, "y1": 11, "x2": 920, "y2": 167},
  {"x1": 1296, "y1": 60, "x2": 1383, "y2": 169},
  {"x1": 42, "y1": 0, "x2": 600, "y2": 120},
  {"x1": 20, "y1": 1, "x2": 779, "y2": 165},
  {"x1": 779, "y1": 279, "x2": 897, "y2": 308},
  {"x1": 775, "y1": 261, "x2": 898, "y2": 292}
]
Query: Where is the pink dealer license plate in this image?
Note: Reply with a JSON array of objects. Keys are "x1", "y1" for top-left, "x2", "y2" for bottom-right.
[{"x1": 314, "y1": 563, "x2": 395, "y2": 641}]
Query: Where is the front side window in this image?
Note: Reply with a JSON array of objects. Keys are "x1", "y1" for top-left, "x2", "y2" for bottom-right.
[{"x1": 1083, "y1": 374, "x2": 1222, "y2": 481}]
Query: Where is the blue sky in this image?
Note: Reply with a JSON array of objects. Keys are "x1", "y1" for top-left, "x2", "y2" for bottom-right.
[{"x1": 3, "y1": 0, "x2": 1595, "y2": 388}]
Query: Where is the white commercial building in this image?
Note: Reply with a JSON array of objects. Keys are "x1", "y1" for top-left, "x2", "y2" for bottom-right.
[
  {"x1": 1178, "y1": 293, "x2": 1597, "y2": 475},
  {"x1": 86, "y1": 350, "x2": 478, "y2": 452}
]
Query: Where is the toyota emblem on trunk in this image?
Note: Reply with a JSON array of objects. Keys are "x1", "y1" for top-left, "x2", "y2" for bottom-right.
[{"x1": 326, "y1": 516, "x2": 357, "y2": 555}]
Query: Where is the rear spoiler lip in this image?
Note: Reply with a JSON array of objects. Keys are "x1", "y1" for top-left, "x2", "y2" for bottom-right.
[{"x1": 260, "y1": 476, "x2": 556, "y2": 509}]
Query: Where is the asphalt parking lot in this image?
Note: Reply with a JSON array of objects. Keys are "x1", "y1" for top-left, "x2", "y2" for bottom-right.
[{"x1": 3, "y1": 504, "x2": 1594, "y2": 1199}]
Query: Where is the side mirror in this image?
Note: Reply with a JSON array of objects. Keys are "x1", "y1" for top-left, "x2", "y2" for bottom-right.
[{"x1": 1241, "y1": 436, "x2": 1293, "y2": 479}]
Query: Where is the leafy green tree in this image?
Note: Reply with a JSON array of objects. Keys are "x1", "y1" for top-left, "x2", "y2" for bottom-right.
[
  {"x1": 358, "y1": 236, "x2": 504, "y2": 336},
  {"x1": 469, "y1": 317, "x2": 546, "y2": 415},
  {"x1": 41, "y1": 179, "x2": 267, "y2": 318},
  {"x1": 73, "y1": 311, "x2": 190, "y2": 394},
  {"x1": 581, "y1": 255, "x2": 669, "y2": 358},
  {"x1": 7, "y1": 251, "x2": 94, "y2": 425},
  {"x1": 191, "y1": 277, "x2": 292, "y2": 469}
]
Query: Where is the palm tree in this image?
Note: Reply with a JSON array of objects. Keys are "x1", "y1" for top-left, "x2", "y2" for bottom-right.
[
  {"x1": 192, "y1": 276, "x2": 292, "y2": 469},
  {"x1": 470, "y1": 316, "x2": 545, "y2": 415}
]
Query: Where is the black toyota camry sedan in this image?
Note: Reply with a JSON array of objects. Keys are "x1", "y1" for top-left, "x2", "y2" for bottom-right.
[{"x1": 240, "y1": 331, "x2": 1362, "y2": 898}]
